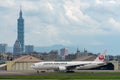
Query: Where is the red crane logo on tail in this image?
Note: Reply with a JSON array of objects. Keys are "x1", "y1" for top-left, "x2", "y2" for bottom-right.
[{"x1": 99, "y1": 55, "x2": 104, "y2": 61}]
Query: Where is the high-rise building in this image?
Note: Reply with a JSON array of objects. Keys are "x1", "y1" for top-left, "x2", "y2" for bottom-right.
[
  {"x1": 13, "y1": 40, "x2": 22, "y2": 55},
  {"x1": 60, "y1": 48, "x2": 68, "y2": 60},
  {"x1": 17, "y1": 8, "x2": 24, "y2": 52},
  {"x1": 25, "y1": 45, "x2": 34, "y2": 54},
  {"x1": 60, "y1": 48, "x2": 68, "y2": 57},
  {"x1": 0, "y1": 44, "x2": 7, "y2": 53}
]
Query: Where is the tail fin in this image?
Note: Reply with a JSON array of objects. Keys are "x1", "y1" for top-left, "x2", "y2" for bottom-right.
[{"x1": 94, "y1": 50, "x2": 107, "y2": 62}]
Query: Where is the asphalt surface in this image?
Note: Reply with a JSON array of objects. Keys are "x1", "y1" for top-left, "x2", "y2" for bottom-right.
[
  {"x1": 0, "y1": 70, "x2": 38, "y2": 76},
  {"x1": 0, "y1": 70, "x2": 120, "y2": 76}
]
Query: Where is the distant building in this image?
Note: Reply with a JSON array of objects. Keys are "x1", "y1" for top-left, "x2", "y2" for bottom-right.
[
  {"x1": 41, "y1": 50, "x2": 59, "y2": 61},
  {"x1": 60, "y1": 48, "x2": 68, "y2": 60},
  {"x1": 0, "y1": 43, "x2": 7, "y2": 53},
  {"x1": 25, "y1": 45, "x2": 34, "y2": 54},
  {"x1": 116, "y1": 55, "x2": 120, "y2": 61},
  {"x1": 0, "y1": 52, "x2": 13, "y2": 62},
  {"x1": 0, "y1": 52, "x2": 7, "y2": 63},
  {"x1": 75, "y1": 49, "x2": 88, "y2": 58},
  {"x1": 17, "y1": 7, "x2": 24, "y2": 52},
  {"x1": 48, "y1": 50, "x2": 59, "y2": 61},
  {"x1": 65, "y1": 54, "x2": 76, "y2": 61},
  {"x1": 106, "y1": 55, "x2": 120, "y2": 61},
  {"x1": 60, "y1": 48, "x2": 68, "y2": 56},
  {"x1": 106, "y1": 55, "x2": 115, "y2": 61},
  {"x1": 13, "y1": 40, "x2": 22, "y2": 55}
]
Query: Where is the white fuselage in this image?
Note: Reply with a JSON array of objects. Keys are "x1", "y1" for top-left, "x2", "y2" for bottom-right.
[
  {"x1": 31, "y1": 61, "x2": 104, "y2": 70},
  {"x1": 31, "y1": 50, "x2": 107, "y2": 71}
]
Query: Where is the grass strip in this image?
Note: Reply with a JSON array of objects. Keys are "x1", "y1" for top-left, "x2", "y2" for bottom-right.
[{"x1": 0, "y1": 75, "x2": 120, "y2": 79}]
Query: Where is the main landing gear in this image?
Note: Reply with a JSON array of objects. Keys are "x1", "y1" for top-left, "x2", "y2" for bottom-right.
[
  {"x1": 66, "y1": 70, "x2": 75, "y2": 73},
  {"x1": 37, "y1": 70, "x2": 46, "y2": 74},
  {"x1": 37, "y1": 70, "x2": 39, "y2": 74}
]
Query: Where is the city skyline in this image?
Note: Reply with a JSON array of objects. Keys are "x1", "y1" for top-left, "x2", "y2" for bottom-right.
[{"x1": 0, "y1": 0, "x2": 120, "y2": 55}]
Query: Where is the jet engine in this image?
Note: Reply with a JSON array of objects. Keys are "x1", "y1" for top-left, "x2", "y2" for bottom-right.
[{"x1": 58, "y1": 66, "x2": 66, "y2": 71}]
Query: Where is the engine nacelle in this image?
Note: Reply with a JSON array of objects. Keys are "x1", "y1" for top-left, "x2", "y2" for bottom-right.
[
  {"x1": 58, "y1": 66, "x2": 66, "y2": 71},
  {"x1": 76, "y1": 66, "x2": 84, "y2": 70}
]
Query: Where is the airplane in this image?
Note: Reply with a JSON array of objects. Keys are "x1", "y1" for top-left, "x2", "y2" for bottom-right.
[{"x1": 31, "y1": 50, "x2": 107, "y2": 73}]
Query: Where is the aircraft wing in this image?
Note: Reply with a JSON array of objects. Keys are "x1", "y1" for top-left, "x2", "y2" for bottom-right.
[
  {"x1": 66, "y1": 64, "x2": 88, "y2": 70},
  {"x1": 0, "y1": 64, "x2": 7, "y2": 68}
]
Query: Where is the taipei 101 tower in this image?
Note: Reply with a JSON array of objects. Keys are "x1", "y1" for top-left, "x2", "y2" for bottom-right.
[{"x1": 17, "y1": 7, "x2": 24, "y2": 52}]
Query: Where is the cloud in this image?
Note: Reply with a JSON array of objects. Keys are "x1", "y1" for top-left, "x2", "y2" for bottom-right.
[
  {"x1": 25, "y1": 24, "x2": 72, "y2": 46},
  {"x1": 47, "y1": 2, "x2": 54, "y2": 11},
  {"x1": 1, "y1": 0, "x2": 120, "y2": 54},
  {"x1": 0, "y1": 0, "x2": 16, "y2": 7},
  {"x1": 95, "y1": 0, "x2": 103, "y2": 5},
  {"x1": 64, "y1": 0, "x2": 98, "y2": 30},
  {"x1": 108, "y1": 18, "x2": 120, "y2": 31}
]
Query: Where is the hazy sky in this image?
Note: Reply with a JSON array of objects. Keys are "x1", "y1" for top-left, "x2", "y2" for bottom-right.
[{"x1": 0, "y1": 0, "x2": 120, "y2": 55}]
